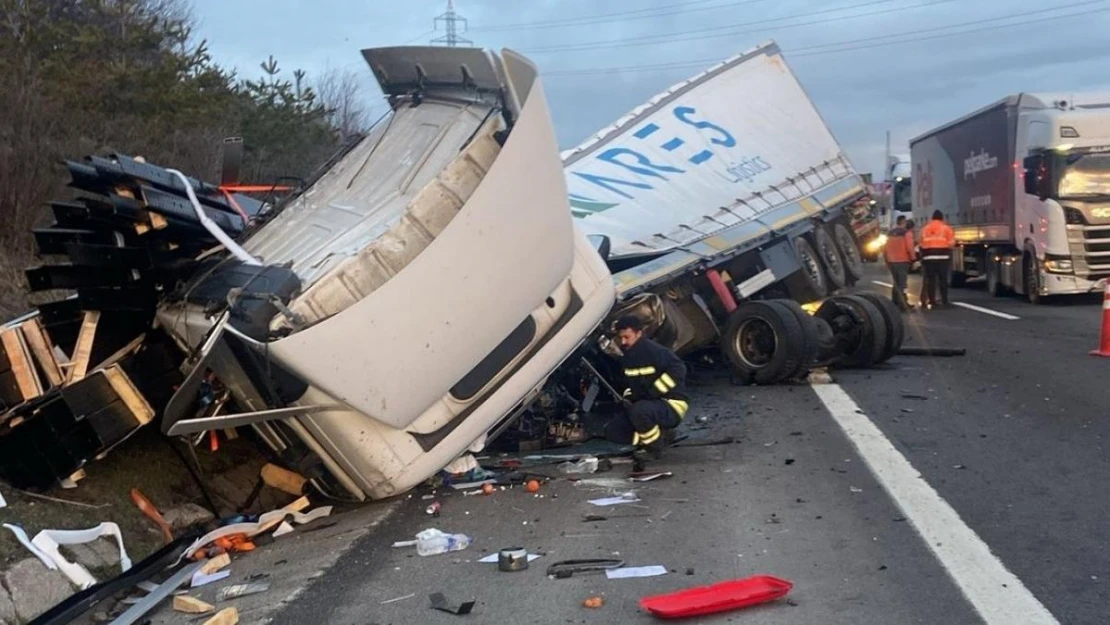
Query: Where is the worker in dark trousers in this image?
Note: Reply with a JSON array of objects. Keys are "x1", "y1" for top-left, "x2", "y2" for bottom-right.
[
  {"x1": 611, "y1": 316, "x2": 689, "y2": 461},
  {"x1": 883, "y1": 215, "x2": 916, "y2": 311},
  {"x1": 919, "y1": 210, "x2": 956, "y2": 309}
]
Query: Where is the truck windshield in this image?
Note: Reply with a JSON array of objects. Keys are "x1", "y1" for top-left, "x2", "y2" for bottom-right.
[
  {"x1": 892, "y1": 179, "x2": 913, "y2": 212},
  {"x1": 1058, "y1": 153, "x2": 1110, "y2": 198}
]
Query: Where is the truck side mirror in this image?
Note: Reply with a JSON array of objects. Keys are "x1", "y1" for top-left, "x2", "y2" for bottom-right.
[
  {"x1": 588, "y1": 234, "x2": 611, "y2": 261},
  {"x1": 1022, "y1": 155, "x2": 1042, "y2": 198}
]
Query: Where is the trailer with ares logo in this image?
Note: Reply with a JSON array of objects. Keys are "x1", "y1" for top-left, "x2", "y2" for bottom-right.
[{"x1": 556, "y1": 41, "x2": 904, "y2": 389}]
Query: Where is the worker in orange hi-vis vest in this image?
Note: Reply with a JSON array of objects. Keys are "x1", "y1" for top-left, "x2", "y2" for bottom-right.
[
  {"x1": 883, "y1": 215, "x2": 917, "y2": 311},
  {"x1": 919, "y1": 210, "x2": 956, "y2": 309}
]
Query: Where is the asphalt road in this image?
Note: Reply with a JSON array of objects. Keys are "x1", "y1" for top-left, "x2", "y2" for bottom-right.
[{"x1": 267, "y1": 264, "x2": 1109, "y2": 625}]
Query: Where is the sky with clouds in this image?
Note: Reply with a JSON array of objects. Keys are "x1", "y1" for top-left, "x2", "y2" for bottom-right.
[{"x1": 188, "y1": 0, "x2": 1110, "y2": 177}]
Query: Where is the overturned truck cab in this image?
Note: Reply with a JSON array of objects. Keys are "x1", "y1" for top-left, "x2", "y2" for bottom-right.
[{"x1": 156, "y1": 47, "x2": 615, "y2": 500}]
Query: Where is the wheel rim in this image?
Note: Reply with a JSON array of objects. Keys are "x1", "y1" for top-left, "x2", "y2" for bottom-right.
[
  {"x1": 797, "y1": 241, "x2": 826, "y2": 293},
  {"x1": 834, "y1": 225, "x2": 864, "y2": 277},
  {"x1": 733, "y1": 317, "x2": 777, "y2": 369}
]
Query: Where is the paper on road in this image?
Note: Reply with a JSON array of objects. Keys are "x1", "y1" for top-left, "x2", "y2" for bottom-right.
[
  {"x1": 606, "y1": 565, "x2": 668, "y2": 579},
  {"x1": 192, "y1": 569, "x2": 232, "y2": 587},
  {"x1": 588, "y1": 493, "x2": 641, "y2": 506}
]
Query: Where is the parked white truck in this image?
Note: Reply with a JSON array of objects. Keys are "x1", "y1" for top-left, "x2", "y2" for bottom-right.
[
  {"x1": 562, "y1": 42, "x2": 902, "y2": 385},
  {"x1": 910, "y1": 92, "x2": 1110, "y2": 303}
]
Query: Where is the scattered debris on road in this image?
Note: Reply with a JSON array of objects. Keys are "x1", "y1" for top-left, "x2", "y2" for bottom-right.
[
  {"x1": 547, "y1": 559, "x2": 625, "y2": 579},
  {"x1": 897, "y1": 347, "x2": 967, "y2": 357},
  {"x1": 639, "y1": 575, "x2": 794, "y2": 619},
  {"x1": 428, "y1": 592, "x2": 476, "y2": 616}
]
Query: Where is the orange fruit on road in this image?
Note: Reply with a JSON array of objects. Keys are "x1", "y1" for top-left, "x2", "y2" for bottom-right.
[{"x1": 525, "y1": 479, "x2": 540, "y2": 493}]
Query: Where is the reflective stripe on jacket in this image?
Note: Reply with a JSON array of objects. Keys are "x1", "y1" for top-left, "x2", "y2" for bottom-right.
[
  {"x1": 920, "y1": 219, "x2": 955, "y2": 251},
  {"x1": 621, "y1": 337, "x2": 689, "y2": 418}
]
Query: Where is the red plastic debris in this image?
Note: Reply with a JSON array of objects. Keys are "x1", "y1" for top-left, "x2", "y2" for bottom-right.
[{"x1": 639, "y1": 575, "x2": 794, "y2": 619}]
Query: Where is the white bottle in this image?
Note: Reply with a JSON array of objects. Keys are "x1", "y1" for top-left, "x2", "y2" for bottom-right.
[{"x1": 415, "y1": 528, "x2": 472, "y2": 556}]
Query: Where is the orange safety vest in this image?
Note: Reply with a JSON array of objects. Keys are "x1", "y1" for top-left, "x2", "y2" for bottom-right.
[
  {"x1": 920, "y1": 219, "x2": 955, "y2": 250},
  {"x1": 883, "y1": 227, "x2": 916, "y2": 263}
]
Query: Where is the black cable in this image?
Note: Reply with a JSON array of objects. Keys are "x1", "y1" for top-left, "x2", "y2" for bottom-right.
[{"x1": 164, "y1": 436, "x2": 222, "y2": 518}]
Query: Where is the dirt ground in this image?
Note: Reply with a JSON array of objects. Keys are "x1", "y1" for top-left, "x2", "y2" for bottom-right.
[{"x1": 0, "y1": 426, "x2": 289, "y2": 568}]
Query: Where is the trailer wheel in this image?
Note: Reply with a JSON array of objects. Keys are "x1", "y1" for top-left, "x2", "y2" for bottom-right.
[
  {"x1": 765, "y1": 299, "x2": 819, "y2": 380},
  {"x1": 721, "y1": 301, "x2": 805, "y2": 385},
  {"x1": 854, "y1": 292, "x2": 904, "y2": 363},
  {"x1": 832, "y1": 222, "x2": 866, "y2": 282},
  {"x1": 786, "y1": 236, "x2": 828, "y2": 300},
  {"x1": 812, "y1": 227, "x2": 847, "y2": 290},
  {"x1": 827, "y1": 295, "x2": 888, "y2": 368},
  {"x1": 950, "y1": 271, "x2": 968, "y2": 288}
]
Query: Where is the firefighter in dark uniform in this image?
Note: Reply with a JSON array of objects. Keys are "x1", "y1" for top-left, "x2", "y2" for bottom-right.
[{"x1": 613, "y1": 316, "x2": 689, "y2": 459}]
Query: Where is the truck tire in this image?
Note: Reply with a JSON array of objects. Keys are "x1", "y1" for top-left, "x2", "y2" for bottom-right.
[
  {"x1": 765, "y1": 299, "x2": 819, "y2": 380},
  {"x1": 721, "y1": 300, "x2": 805, "y2": 385},
  {"x1": 832, "y1": 222, "x2": 866, "y2": 282},
  {"x1": 950, "y1": 271, "x2": 967, "y2": 288},
  {"x1": 986, "y1": 251, "x2": 1008, "y2": 297},
  {"x1": 1024, "y1": 252, "x2": 1043, "y2": 305},
  {"x1": 786, "y1": 236, "x2": 828, "y2": 301},
  {"x1": 827, "y1": 295, "x2": 888, "y2": 368},
  {"x1": 812, "y1": 227, "x2": 848, "y2": 290},
  {"x1": 854, "y1": 292, "x2": 905, "y2": 363}
]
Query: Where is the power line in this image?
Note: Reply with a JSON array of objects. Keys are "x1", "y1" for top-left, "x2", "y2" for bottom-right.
[
  {"x1": 542, "y1": 1, "x2": 1108, "y2": 76},
  {"x1": 471, "y1": 0, "x2": 772, "y2": 32},
  {"x1": 431, "y1": 0, "x2": 472, "y2": 47},
  {"x1": 524, "y1": 0, "x2": 943, "y2": 54}
]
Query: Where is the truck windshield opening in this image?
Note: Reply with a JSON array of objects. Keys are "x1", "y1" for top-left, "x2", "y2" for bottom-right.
[{"x1": 1059, "y1": 153, "x2": 1110, "y2": 199}]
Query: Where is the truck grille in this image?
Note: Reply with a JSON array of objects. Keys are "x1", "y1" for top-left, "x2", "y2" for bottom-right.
[{"x1": 1066, "y1": 224, "x2": 1110, "y2": 279}]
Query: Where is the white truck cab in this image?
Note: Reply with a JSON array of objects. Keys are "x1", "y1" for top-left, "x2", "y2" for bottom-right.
[{"x1": 157, "y1": 47, "x2": 616, "y2": 500}]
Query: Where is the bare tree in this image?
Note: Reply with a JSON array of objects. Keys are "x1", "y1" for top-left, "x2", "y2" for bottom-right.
[{"x1": 315, "y1": 66, "x2": 370, "y2": 142}]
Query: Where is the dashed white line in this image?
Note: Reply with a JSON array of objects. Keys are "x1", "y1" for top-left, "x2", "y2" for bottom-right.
[
  {"x1": 952, "y1": 302, "x2": 1020, "y2": 320},
  {"x1": 872, "y1": 280, "x2": 894, "y2": 289},
  {"x1": 811, "y1": 383, "x2": 1058, "y2": 625}
]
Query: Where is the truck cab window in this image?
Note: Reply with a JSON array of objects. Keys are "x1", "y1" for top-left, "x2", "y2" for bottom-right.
[{"x1": 1058, "y1": 153, "x2": 1110, "y2": 200}]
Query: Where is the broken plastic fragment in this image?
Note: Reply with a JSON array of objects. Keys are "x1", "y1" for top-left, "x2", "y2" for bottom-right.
[{"x1": 31, "y1": 522, "x2": 131, "y2": 589}]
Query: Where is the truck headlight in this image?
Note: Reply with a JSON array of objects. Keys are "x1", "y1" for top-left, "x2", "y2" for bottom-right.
[
  {"x1": 1044, "y1": 258, "x2": 1073, "y2": 273},
  {"x1": 865, "y1": 234, "x2": 888, "y2": 253}
]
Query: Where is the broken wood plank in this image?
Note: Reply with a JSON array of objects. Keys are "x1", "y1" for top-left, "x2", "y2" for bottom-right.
[
  {"x1": 90, "y1": 333, "x2": 145, "y2": 372},
  {"x1": 260, "y1": 464, "x2": 307, "y2": 497},
  {"x1": 20, "y1": 317, "x2": 64, "y2": 387},
  {"x1": 102, "y1": 365, "x2": 154, "y2": 425},
  {"x1": 200, "y1": 552, "x2": 231, "y2": 576},
  {"x1": 66, "y1": 311, "x2": 100, "y2": 384},
  {"x1": 0, "y1": 328, "x2": 42, "y2": 401},
  {"x1": 201, "y1": 607, "x2": 238, "y2": 625},
  {"x1": 173, "y1": 594, "x2": 214, "y2": 614}
]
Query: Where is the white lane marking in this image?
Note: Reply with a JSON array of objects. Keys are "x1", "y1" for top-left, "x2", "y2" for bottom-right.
[
  {"x1": 873, "y1": 280, "x2": 1019, "y2": 319},
  {"x1": 952, "y1": 302, "x2": 1020, "y2": 320},
  {"x1": 811, "y1": 383, "x2": 1058, "y2": 625}
]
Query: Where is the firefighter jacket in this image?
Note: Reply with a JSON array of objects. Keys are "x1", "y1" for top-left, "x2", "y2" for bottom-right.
[
  {"x1": 920, "y1": 219, "x2": 955, "y2": 257},
  {"x1": 883, "y1": 226, "x2": 916, "y2": 264},
  {"x1": 621, "y1": 337, "x2": 689, "y2": 418}
]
